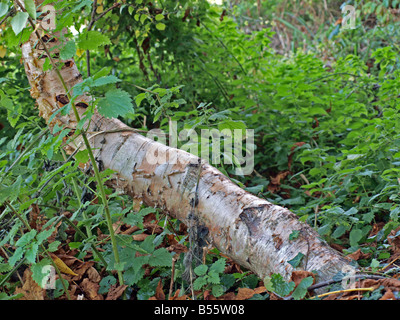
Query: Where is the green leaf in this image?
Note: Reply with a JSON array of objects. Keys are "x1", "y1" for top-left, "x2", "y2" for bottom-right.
[
  {"x1": 97, "y1": 89, "x2": 133, "y2": 118},
  {"x1": 211, "y1": 284, "x2": 224, "y2": 297},
  {"x1": 11, "y1": 12, "x2": 29, "y2": 36},
  {"x1": 155, "y1": 14, "x2": 164, "y2": 21},
  {"x1": 266, "y1": 273, "x2": 295, "y2": 297},
  {"x1": 149, "y1": 248, "x2": 172, "y2": 267},
  {"x1": 0, "y1": 176, "x2": 23, "y2": 205},
  {"x1": 75, "y1": 149, "x2": 89, "y2": 163},
  {"x1": 24, "y1": 0, "x2": 36, "y2": 20},
  {"x1": 60, "y1": 40, "x2": 76, "y2": 60},
  {"x1": 209, "y1": 258, "x2": 226, "y2": 274},
  {"x1": 0, "y1": 2, "x2": 8, "y2": 18},
  {"x1": 31, "y1": 258, "x2": 53, "y2": 288},
  {"x1": 194, "y1": 264, "x2": 208, "y2": 276},
  {"x1": 193, "y1": 276, "x2": 207, "y2": 290},
  {"x1": 289, "y1": 230, "x2": 300, "y2": 241},
  {"x1": 25, "y1": 243, "x2": 39, "y2": 264},
  {"x1": 16, "y1": 229, "x2": 37, "y2": 247},
  {"x1": 92, "y1": 75, "x2": 121, "y2": 87},
  {"x1": 288, "y1": 252, "x2": 305, "y2": 268},
  {"x1": 155, "y1": 22, "x2": 166, "y2": 31},
  {"x1": 77, "y1": 30, "x2": 111, "y2": 50},
  {"x1": 291, "y1": 276, "x2": 314, "y2": 300},
  {"x1": 349, "y1": 229, "x2": 363, "y2": 247}
]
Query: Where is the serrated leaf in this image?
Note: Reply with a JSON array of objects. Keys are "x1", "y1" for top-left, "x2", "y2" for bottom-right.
[
  {"x1": 77, "y1": 30, "x2": 110, "y2": 50},
  {"x1": 11, "y1": 12, "x2": 29, "y2": 36},
  {"x1": 60, "y1": 40, "x2": 76, "y2": 60},
  {"x1": 291, "y1": 276, "x2": 314, "y2": 300},
  {"x1": 210, "y1": 258, "x2": 225, "y2": 274},
  {"x1": 25, "y1": 243, "x2": 39, "y2": 264},
  {"x1": 48, "y1": 241, "x2": 61, "y2": 252},
  {"x1": 97, "y1": 88, "x2": 133, "y2": 118},
  {"x1": 156, "y1": 22, "x2": 166, "y2": 30},
  {"x1": 16, "y1": 229, "x2": 37, "y2": 247},
  {"x1": 194, "y1": 264, "x2": 208, "y2": 276},
  {"x1": 208, "y1": 271, "x2": 221, "y2": 284},
  {"x1": 211, "y1": 284, "x2": 224, "y2": 297},
  {"x1": 149, "y1": 248, "x2": 172, "y2": 267},
  {"x1": 271, "y1": 273, "x2": 295, "y2": 296},
  {"x1": 31, "y1": 258, "x2": 52, "y2": 287},
  {"x1": 24, "y1": 0, "x2": 36, "y2": 20},
  {"x1": 0, "y1": 2, "x2": 9, "y2": 18},
  {"x1": 92, "y1": 75, "x2": 121, "y2": 87},
  {"x1": 193, "y1": 276, "x2": 207, "y2": 290}
]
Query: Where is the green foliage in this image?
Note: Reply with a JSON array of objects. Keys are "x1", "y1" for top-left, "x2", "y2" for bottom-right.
[
  {"x1": 193, "y1": 259, "x2": 227, "y2": 297},
  {"x1": 1, "y1": 0, "x2": 400, "y2": 300}
]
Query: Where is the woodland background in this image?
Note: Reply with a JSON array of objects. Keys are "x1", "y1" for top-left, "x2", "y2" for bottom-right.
[{"x1": 1, "y1": 0, "x2": 400, "y2": 300}]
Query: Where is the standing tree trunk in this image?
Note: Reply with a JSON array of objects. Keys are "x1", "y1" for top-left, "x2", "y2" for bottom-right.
[{"x1": 20, "y1": 1, "x2": 353, "y2": 289}]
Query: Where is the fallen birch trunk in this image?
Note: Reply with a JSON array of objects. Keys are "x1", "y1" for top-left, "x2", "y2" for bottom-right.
[{"x1": 20, "y1": 4, "x2": 353, "y2": 288}]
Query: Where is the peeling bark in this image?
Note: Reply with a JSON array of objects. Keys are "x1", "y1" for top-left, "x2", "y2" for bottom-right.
[{"x1": 20, "y1": 7, "x2": 353, "y2": 287}]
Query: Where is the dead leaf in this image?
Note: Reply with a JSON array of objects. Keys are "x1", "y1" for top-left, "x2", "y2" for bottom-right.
[
  {"x1": 106, "y1": 284, "x2": 128, "y2": 300},
  {"x1": 50, "y1": 253, "x2": 78, "y2": 276},
  {"x1": 15, "y1": 269, "x2": 45, "y2": 300},
  {"x1": 290, "y1": 271, "x2": 316, "y2": 287},
  {"x1": 169, "y1": 289, "x2": 189, "y2": 300},
  {"x1": 81, "y1": 278, "x2": 103, "y2": 300},
  {"x1": 380, "y1": 289, "x2": 396, "y2": 300},
  {"x1": 270, "y1": 171, "x2": 290, "y2": 185},
  {"x1": 347, "y1": 249, "x2": 371, "y2": 261},
  {"x1": 132, "y1": 233, "x2": 149, "y2": 241},
  {"x1": 154, "y1": 280, "x2": 165, "y2": 300},
  {"x1": 236, "y1": 287, "x2": 256, "y2": 300},
  {"x1": 87, "y1": 266, "x2": 101, "y2": 283}
]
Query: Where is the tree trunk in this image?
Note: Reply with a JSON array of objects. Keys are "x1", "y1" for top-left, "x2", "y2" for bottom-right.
[{"x1": 20, "y1": 6, "x2": 353, "y2": 288}]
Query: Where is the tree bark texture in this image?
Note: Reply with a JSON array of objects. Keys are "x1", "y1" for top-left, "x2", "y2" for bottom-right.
[{"x1": 20, "y1": 7, "x2": 353, "y2": 287}]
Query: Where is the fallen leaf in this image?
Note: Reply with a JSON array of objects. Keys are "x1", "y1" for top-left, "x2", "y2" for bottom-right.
[
  {"x1": 50, "y1": 253, "x2": 78, "y2": 276},
  {"x1": 15, "y1": 269, "x2": 45, "y2": 300},
  {"x1": 236, "y1": 287, "x2": 257, "y2": 300},
  {"x1": 132, "y1": 233, "x2": 149, "y2": 241},
  {"x1": 81, "y1": 278, "x2": 103, "y2": 300},
  {"x1": 290, "y1": 271, "x2": 316, "y2": 287},
  {"x1": 347, "y1": 249, "x2": 371, "y2": 261},
  {"x1": 380, "y1": 289, "x2": 396, "y2": 300},
  {"x1": 106, "y1": 284, "x2": 128, "y2": 300},
  {"x1": 152, "y1": 280, "x2": 165, "y2": 300},
  {"x1": 87, "y1": 266, "x2": 101, "y2": 283}
]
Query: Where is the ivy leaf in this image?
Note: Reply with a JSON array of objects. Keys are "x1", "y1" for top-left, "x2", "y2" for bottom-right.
[
  {"x1": 77, "y1": 30, "x2": 111, "y2": 50},
  {"x1": 24, "y1": 0, "x2": 36, "y2": 20},
  {"x1": 291, "y1": 276, "x2": 314, "y2": 300},
  {"x1": 288, "y1": 252, "x2": 305, "y2": 268},
  {"x1": 11, "y1": 12, "x2": 29, "y2": 35},
  {"x1": 97, "y1": 88, "x2": 133, "y2": 118}
]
